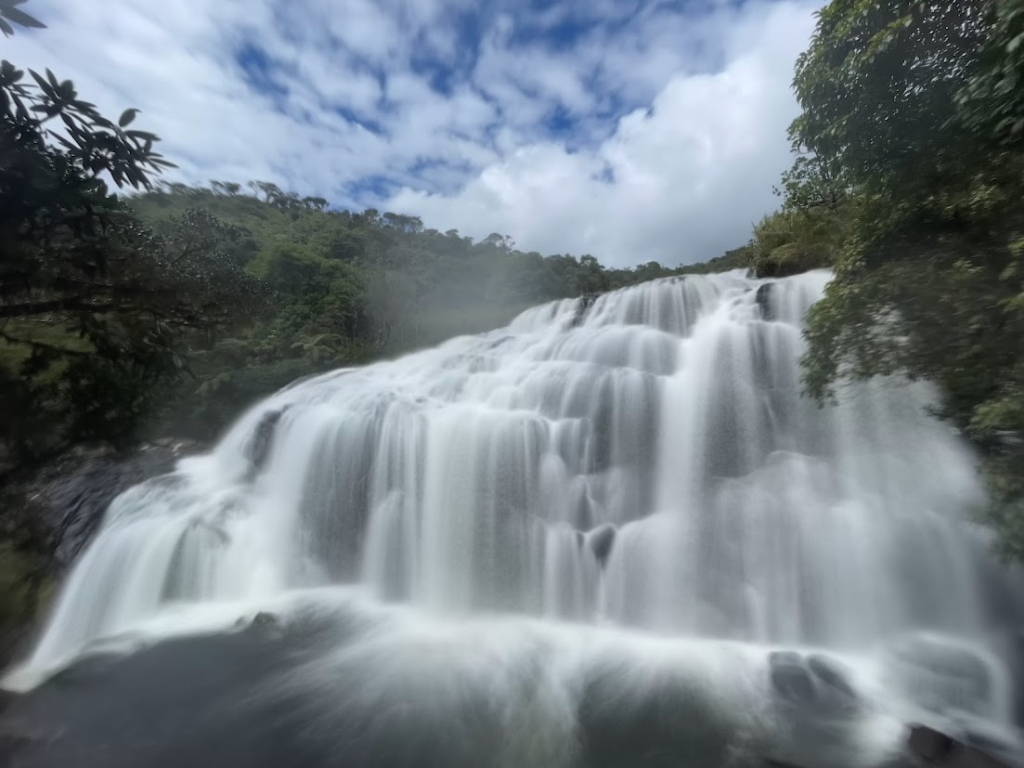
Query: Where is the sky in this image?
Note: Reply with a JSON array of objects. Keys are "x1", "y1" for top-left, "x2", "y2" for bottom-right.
[{"x1": 5, "y1": 0, "x2": 820, "y2": 267}]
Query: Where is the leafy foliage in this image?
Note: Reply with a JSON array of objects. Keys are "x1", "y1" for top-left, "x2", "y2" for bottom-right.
[
  {"x1": 0, "y1": 0, "x2": 44, "y2": 39},
  {"x1": 786, "y1": 0, "x2": 1024, "y2": 556},
  {"x1": 958, "y1": 0, "x2": 1024, "y2": 147},
  {"x1": 0, "y1": 4, "x2": 267, "y2": 465}
]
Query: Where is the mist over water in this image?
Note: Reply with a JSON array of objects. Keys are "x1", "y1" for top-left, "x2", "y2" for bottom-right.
[{"x1": 8, "y1": 270, "x2": 1024, "y2": 767}]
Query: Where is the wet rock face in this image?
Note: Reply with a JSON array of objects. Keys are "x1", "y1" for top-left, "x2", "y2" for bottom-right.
[
  {"x1": 246, "y1": 409, "x2": 288, "y2": 479},
  {"x1": 50, "y1": 441, "x2": 204, "y2": 569},
  {"x1": 1, "y1": 439, "x2": 203, "y2": 572}
]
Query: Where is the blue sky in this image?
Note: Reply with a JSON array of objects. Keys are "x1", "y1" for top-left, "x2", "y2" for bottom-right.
[{"x1": 7, "y1": 0, "x2": 818, "y2": 266}]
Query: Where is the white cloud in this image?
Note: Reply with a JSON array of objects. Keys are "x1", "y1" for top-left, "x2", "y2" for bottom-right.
[
  {"x1": 5, "y1": 0, "x2": 819, "y2": 265},
  {"x1": 388, "y1": 1, "x2": 818, "y2": 266}
]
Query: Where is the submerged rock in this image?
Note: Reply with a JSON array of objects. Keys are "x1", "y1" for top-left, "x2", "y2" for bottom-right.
[
  {"x1": 755, "y1": 283, "x2": 774, "y2": 321},
  {"x1": 947, "y1": 713, "x2": 1024, "y2": 766},
  {"x1": 571, "y1": 294, "x2": 598, "y2": 328},
  {"x1": 577, "y1": 660, "x2": 734, "y2": 768},
  {"x1": 588, "y1": 524, "x2": 617, "y2": 568},
  {"x1": 243, "y1": 612, "x2": 284, "y2": 640},
  {"x1": 807, "y1": 654, "x2": 859, "y2": 702},
  {"x1": 0, "y1": 627, "x2": 319, "y2": 768},
  {"x1": 769, "y1": 651, "x2": 861, "y2": 716},
  {"x1": 884, "y1": 634, "x2": 995, "y2": 718},
  {"x1": 909, "y1": 722, "x2": 1024, "y2": 768},
  {"x1": 769, "y1": 652, "x2": 815, "y2": 706},
  {"x1": 0, "y1": 611, "x2": 514, "y2": 768}
]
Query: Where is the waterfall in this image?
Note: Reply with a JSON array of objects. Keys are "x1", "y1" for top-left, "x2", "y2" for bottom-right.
[{"x1": 7, "y1": 269, "x2": 1024, "y2": 766}]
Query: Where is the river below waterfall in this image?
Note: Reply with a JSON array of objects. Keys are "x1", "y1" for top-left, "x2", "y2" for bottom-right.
[{"x1": 3, "y1": 270, "x2": 1024, "y2": 768}]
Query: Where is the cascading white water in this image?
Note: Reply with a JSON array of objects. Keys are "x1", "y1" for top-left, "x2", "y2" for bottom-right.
[{"x1": 8, "y1": 269, "x2": 1024, "y2": 765}]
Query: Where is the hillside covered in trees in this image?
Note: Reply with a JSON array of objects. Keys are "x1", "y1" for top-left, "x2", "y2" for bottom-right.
[
  {"x1": 1, "y1": 172, "x2": 751, "y2": 469},
  {"x1": 127, "y1": 182, "x2": 750, "y2": 441}
]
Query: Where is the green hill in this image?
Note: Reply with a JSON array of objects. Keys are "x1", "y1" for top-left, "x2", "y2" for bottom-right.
[{"x1": 122, "y1": 182, "x2": 751, "y2": 441}]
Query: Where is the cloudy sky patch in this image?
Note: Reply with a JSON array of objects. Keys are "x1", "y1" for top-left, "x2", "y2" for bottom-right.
[{"x1": 5, "y1": 0, "x2": 819, "y2": 266}]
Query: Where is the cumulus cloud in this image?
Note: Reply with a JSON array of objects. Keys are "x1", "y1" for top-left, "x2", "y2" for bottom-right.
[
  {"x1": 388, "y1": 1, "x2": 819, "y2": 266},
  {"x1": 5, "y1": 0, "x2": 819, "y2": 266}
]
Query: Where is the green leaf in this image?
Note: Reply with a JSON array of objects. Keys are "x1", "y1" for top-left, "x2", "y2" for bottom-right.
[
  {"x1": 53, "y1": 134, "x2": 76, "y2": 151},
  {"x1": 118, "y1": 108, "x2": 139, "y2": 128},
  {"x1": 0, "y1": 6, "x2": 45, "y2": 29},
  {"x1": 29, "y1": 69, "x2": 56, "y2": 99},
  {"x1": 126, "y1": 129, "x2": 159, "y2": 141},
  {"x1": 0, "y1": 16, "x2": 13, "y2": 36}
]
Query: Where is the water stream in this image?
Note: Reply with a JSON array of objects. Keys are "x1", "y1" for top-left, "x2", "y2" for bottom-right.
[{"x1": 6, "y1": 269, "x2": 1023, "y2": 767}]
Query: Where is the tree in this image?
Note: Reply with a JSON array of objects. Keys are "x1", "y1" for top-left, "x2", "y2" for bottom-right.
[
  {"x1": 791, "y1": 0, "x2": 1024, "y2": 555},
  {"x1": 775, "y1": 154, "x2": 846, "y2": 212},
  {"x1": 795, "y1": 0, "x2": 1016, "y2": 399},
  {"x1": 958, "y1": 0, "x2": 1024, "y2": 147},
  {"x1": 790, "y1": 0, "x2": 993, "y2": 198},
  {"x1": 481, "y1": 232, "x2": 515, "y2": 252},
  {"x1": 381, "y1": 212, "x2": 423, "y2": 234},
  {"x1": 576, "y1": 255, "x2": 609, "y2": 294},
  {"x1": 0, "y1": 2, "x2": 267, "y2": 461}
]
